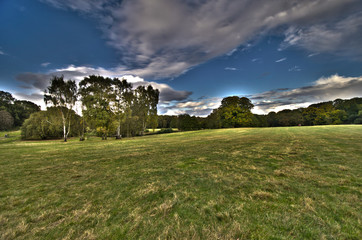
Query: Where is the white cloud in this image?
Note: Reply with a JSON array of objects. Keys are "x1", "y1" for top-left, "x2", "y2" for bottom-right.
[
  {"x1": 307, "y1": 52, "x2": 319, "y2": 57},
  {"x1": 226, "y1": 48, "x2": 238, "y2": 56},
  {"x1": 0, "y1": 50, "x2": 4, "y2": 55},
  {"x1": 251, "y1": 74, "x2": 362, "y2": 114},
  {"x1": 288, "y1": 66, "x2": 301, "y2": 72},
  {"x1": 251, "y1": 58, "x2": 261, "y2": 63},
  {"x1": 275, "y1": 57, "x2": 286, "y2": 63},
  {"x1": 41, "y1": 62, "x2": 51, "y2": 67},
  {"x1": 40, "y1": 0, "x2": 361, "y2": 79},
  {"x1": 224, "y1": 67, "x2": 237, "y2": 71},
  {"x1": 160, "y1": 97, "x2": 222, "y2": 117}
]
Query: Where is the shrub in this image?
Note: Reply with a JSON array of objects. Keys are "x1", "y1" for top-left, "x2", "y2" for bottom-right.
[
  {"x1": 158, "y1": 128, "x2": 173, "y2": 134},
  {"x1": 0, "y1": 110, "x2": 14, "y2": 130},
  {"x1": 21, "y1": 108, "x2": 81, "y2": 140}
]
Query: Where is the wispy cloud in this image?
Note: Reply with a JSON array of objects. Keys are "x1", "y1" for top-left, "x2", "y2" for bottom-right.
[
  {"x1": 224, "y1": 67, "x2": 237, "y2": 71},
  {"x1": 288, "y1": 66, "x2": 301, "y2": 72},
  {"x1": 226, "y1": 48, "x2": 238, "y2": 56},
  {"x1": 275, "y1": 57, "x2": 286, "y2": 63},
  {"x1": 40, "y1": 0, "x2": 360, "y2": 79},
  {"x1": 41, "y1": 62, "x2": 51, "y2": 67},
  {"x1": 280, "y1": 11, "x2": 362, "y2": 59},
  {"x1": 307, "y1": 52, "x2": 319, "y2": 57},
  {"x1": 251, "y1": 58, "x2": 262, "y2": 63}
]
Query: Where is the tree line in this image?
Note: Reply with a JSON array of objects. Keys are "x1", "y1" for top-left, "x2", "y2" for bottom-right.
[
  {"x1": 21, "y1": 75, "x2": 159, "y2": 141},
  {"x1": 2, "y1": 77, "x2": 361, "y2": 139},
  {"x1": 157, "y1": 96, "x2": 362, "y2": 131},
  {"x1": 0, "y1": 91, "x2": 40, "y2": 131}
]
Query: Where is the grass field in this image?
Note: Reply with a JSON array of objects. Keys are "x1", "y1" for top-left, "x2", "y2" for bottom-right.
[{"x1": 1, "y1": 126, "x2": 361, "y2": 239}]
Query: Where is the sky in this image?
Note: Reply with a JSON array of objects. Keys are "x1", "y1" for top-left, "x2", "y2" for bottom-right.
[{"x1": 1, "y1": 0, "x2": 362, "y2": 116}]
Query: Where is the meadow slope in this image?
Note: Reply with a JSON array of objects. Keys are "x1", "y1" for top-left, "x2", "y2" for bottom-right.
[{"x1": 0, "y1": 126, "x2": 361, "y2": 239}]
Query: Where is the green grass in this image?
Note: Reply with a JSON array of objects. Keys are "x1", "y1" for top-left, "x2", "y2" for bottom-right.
[{"x1": 0, "y1": 126, "x2": 361, "y2": 239}]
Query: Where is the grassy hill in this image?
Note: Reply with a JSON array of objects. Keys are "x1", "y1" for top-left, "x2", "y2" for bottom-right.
[{"x1": 1, "y1": 126, "x2": 361, "y2": 239}]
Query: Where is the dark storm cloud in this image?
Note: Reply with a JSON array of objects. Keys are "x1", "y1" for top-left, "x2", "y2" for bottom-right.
[
  {"x1": 16, "y1": 72, "x2": 51, "y2": 90},
  {"x1": 40, "y1": 0, "x2": 361, "y2": 79}
]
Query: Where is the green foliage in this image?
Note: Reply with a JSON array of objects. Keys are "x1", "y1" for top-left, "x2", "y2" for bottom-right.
[
  {"x1": 11, "y1": 100, "x2": 41, "y2": 126},
  {"x1": 79, "y1": 76, "x2": 160, "y2": 139},
  {"x1": 113, "y1": 78, "x2": 133, "y2": 138},
  {"x1": 158, "y1": 128, "x2": 173, "y2": 134},
  {"x1": 21, "y1": 108, "x2": 81, "y2": 140},
  {"x1": 0, "y1": 110, "x2": 14, "y2": 130},
  {"x1": 132, "y1": 85, "x2": 160, "y2": 135},
  {"x1": 218, "y1": 96, "x2": 254, "y2": 127},
  {"x1": 158, "y1": 115, "x2": 178, "y2": 128},
  {"x1": 44, "y1": 76, "x2": 78, "y2": 141},
  {"x1": 79, "y1": 75, "x2": 115, "y2": 140},
  {"x1": 177, "y1": 114, "x2": 201, "y2": 131},
  {"x1": 0, "y1": 90, "x2": 40, "y2": 127},
  {"x1": 0, "y1": 90, "x2": 14, "y2": 108}
]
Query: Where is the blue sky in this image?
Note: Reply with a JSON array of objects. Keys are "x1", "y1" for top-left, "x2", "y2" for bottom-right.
[{"x1": 1, "y1": 0, "x2": 362, "y2": 116}]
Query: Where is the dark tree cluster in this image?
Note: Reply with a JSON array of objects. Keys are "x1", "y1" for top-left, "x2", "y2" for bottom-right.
[
  {"x1": 21, "y1": 107, "x2": 82, "y2": 140},
  {"x1": 158, "y1": 96, "x2": 362, "y2": 131},
  {"x1": 265, "y1": 98, "x2": 362, "y2": 127},
  {"x1": 0, "y1": 90, "x2": 40, "y2": 130},
  {"x1": 21, "y1": 75, "x2": 160, "y2": 141}
]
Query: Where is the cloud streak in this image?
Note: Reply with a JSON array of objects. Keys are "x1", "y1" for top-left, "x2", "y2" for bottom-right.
[
  {"x1": 225, "y1": 67, "x2": 237, "y2": 71},
  {"x1": 40, "y1": 0, "x2": 361, "y2": 79},
  {"x1": 275, "y1": 57, "x2": 286, "y2": 63}
]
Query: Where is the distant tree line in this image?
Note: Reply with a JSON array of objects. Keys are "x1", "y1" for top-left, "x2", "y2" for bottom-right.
[
  {"x1": 21, "y1": 75, "x2": 159, "y2": 141},
  {"x1": 3, "y1": 77, "x2": 362, "y2": 139},
  {"x1": 158, "y1": 96, "x2": 362, "y2": 131},
  {"x1": 0, "y1": 91, "x2": 40, "y2": 131}
]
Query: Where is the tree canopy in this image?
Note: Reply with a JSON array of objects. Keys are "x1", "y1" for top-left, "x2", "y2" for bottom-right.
[
  {"x1": 44, "y1": 76, "x2": 78, "y2": 142},
  {"x1": 0, "y1": 90, "x2": 40, "y2": 128}
]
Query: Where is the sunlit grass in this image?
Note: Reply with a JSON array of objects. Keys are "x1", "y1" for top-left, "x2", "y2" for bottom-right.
[{"x1": 0, "y1": 125, "x2": 361, "y2": 239}]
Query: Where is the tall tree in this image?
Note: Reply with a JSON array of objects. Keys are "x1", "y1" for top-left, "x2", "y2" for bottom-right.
[
  {"x1": 0, "y1": 91, "x2": 15, "y2": 110},
  {"x1": 218, "y1": 96, "x2": 254, "y2": 128},
  {"x1": 12, "y1": 100, "x2": 40, "y2": 126},
  {"x1": 79, "y1": 75, "x2": 114, "y2": 140},
  {"x1": 44, "y1": 76, "x2": 77, "y2": 142},
  {"x1": 134, "y1": 85, "x2": 159, "y2": 135},
  {"x1": 113, "y1": 78, "x2": 133, "y2": 139}
]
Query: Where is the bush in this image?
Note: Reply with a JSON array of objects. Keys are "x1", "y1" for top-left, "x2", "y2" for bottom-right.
[
  {"x1": 353, "y1": 117, "x2": 362, "y2": 124},
  {"x1": 0, "y1": 110, "x2": 14, "y2": 130},
  {"x1": 158, "y1": 128, "x2": 173, "y2": 134},
  {"x1": 21, "y1": 108, "x2": 81, "y2": 140}
]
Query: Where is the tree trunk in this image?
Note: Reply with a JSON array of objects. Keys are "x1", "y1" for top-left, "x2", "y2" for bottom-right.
[
  {"x1": 116, "y1": 124, "x2": 121, "y2": 139},
  {"x1": 61, "y1": 112, "x2": 67, "y2": 142},
  {"x1": 65, "y1": 113, "x2": 71, "y2": 142},
  {"x1": 142, "y1": 119, "x2": 146, "y2": 136}
]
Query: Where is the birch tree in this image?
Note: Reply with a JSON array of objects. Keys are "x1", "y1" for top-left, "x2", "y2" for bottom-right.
[{"x1": 44, "y1": 76, "x2": 77, "y2": 142}]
